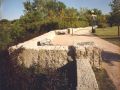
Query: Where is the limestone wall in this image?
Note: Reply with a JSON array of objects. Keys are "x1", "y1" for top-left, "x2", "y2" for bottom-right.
[
  {"x1": 9, "y1": 46, "x2": 101, "y2": 69},
  {"x1": 8, "y1": 28, "x2": 101, "y2": 90},
  {"x1": 9, "y1": 45, "x2": 101, "y2": 90}
]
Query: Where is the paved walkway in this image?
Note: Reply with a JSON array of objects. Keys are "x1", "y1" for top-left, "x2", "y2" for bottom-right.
[{"x1": 51, "y1": 28, "x2": 120, "y2": 90}]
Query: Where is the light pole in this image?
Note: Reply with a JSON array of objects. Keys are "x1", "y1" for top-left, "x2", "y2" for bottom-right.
[{"x1": 91, "y1": 10, "x2": 97, "y2": 33}]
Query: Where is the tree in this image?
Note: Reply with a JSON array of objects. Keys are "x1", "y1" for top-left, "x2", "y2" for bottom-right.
[
  {"x1": 78, "y1": 8, "x2": 89, "y2": 21},
  {"x1": 0, "y1": 19, "x2": 12, "y2": 50},
  {"x1": 92, "y1": 8, "x2": 102, "y2": 15},
  {"x1": 110, "y1": 0, "x2": 120, "y2": 36}
]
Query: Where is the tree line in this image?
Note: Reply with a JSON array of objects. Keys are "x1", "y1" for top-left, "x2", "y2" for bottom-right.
[{"x1": 0, "y1": 0, "x2": 119, "y2": 50}]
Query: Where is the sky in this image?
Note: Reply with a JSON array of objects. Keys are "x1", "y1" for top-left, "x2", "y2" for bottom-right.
[{"x1": 1, "y1": 0, "x2": 112, "y2": 20}]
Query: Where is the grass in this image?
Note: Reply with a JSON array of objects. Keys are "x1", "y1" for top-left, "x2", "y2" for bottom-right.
[
  {"x1": 95, "y1": 26, "x2": 120, "y2": 46},
  {"x1": 95, "y1": 26, "x2": 119, "y2": 38}
]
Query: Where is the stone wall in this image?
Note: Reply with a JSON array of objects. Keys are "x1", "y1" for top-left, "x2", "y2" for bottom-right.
[
  {"x1": 9, "y1": 45, "x2": 101, "y2": 90},
  {"x1": 8, "y1": 29, "x2": 102, "y2": 90},
  {"x1": 9, "y1": 45, "x2": 102, "y2": 69}
]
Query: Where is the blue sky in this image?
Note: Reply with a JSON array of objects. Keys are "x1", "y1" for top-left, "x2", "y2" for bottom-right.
[
  {"x1": 2, "y1": 0, "x2": 24, "y2": 20},
  {"x1": 1, "y1": 0, "x2": 112, "y2": 20}
]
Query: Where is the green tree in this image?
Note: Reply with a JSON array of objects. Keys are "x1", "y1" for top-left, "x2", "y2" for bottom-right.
[
  {"x1": 10, "y1": 20, "x2": 25, "y2": 42},
  {"x1": 110, "y1": 0, "x2": 120, "y2": 36},
  {"x1": 0, "y1": 30, "x2": 12, "y2": 50},
  {"x1": 0, "y1": 19, "x2": 12, "y2": 50},
  {"x1": 97, "y1": 15, "x2": 108, "y2": 28},
  {"x1": 92, "y1": 8, "x2": 102, "y2": 15},
  {"x1": 78, "y1": 8, "x2": 89, "y2": 21}
]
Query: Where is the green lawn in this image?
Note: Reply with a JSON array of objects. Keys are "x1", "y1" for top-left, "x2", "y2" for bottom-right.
[
  {"x1": 95, "y1": 26, "x2": 120, "y2": 46},
  {"x1": 95, "y1": 27, "x2": 119, "y2": 38}
]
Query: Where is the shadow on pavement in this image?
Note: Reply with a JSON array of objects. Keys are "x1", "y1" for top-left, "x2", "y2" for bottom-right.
[{"x1": 102, "y1": 51, "x2": 120, "y2": 63}]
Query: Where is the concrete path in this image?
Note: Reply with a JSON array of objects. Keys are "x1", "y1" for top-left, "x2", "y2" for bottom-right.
[{"x1": 51, "y1": 28, "x2": 120, "y2": 90}]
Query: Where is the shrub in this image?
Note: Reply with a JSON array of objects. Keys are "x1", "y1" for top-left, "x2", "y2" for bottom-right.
[
  {"x1": 98, "y1": 23, "x2": 108, "y2": 28},
  {"x1": 40, "y1": 21, "x2": 59, "y2": 32},
  {"x1": 79, "y1": 21, "x2": 89, "y2": 27},
  {"x1": 0, "y1": 30, "x2": 12, "y2": 50}
]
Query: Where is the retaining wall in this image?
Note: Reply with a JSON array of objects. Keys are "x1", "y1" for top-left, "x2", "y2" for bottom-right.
[
  {"x1": 9, "y1": 28, "x2": 101, "y2": 90},
  {"x1": 9, "y1": 45, "x2": 100, "y2": 90},
  {"x1": 9, "y1": 46, "x2": 101, "y2": 69}
]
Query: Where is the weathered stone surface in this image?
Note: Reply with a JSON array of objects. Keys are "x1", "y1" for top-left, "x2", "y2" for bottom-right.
[
  {"x1": 10, "y1": 46, "x2": 69, "y2": 69},
  {"x1": 9, "y1": 46, "x2": 101, "y2": 69},
  {"x1": 8, "y1": 30, "x2": 102, "y2": 90},
  {"x1": 77, "y1": 59, "x2": 99, "y2": 90}
]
